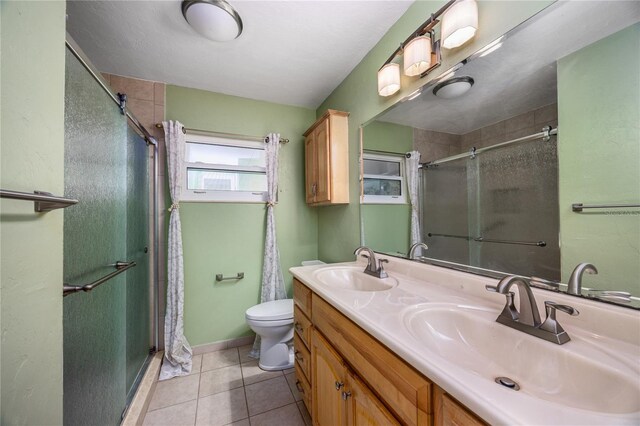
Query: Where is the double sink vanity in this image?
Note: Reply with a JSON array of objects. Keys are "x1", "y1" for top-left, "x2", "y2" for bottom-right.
[{"x1": 290, "y1": 253, "x2": 640, "y2": 425}]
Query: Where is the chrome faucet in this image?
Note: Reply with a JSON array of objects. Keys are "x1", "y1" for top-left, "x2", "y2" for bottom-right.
[
  {"x1": 354, "y1": 246, "x2": 388, "y2": 279},
  {"x1": 408, "y1": 242, "x2": 428, "y2": 259},
  {"x1": 568, "y1": 262, "x2": 598, "y2": 295},
  {"x1": 492, "y1": 276, "x2": 541, "y2": 326},
  {"x1": 487, "y1": 275, "x2": 579, "y2": 345}
]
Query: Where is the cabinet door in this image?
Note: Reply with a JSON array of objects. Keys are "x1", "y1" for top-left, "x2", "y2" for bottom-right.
[
  {"x1": 314, "y1": 119, "x2": 331, "y2": 203},
  {"x1": 312, "y1": 331, "x2": 347, "y2": 426},
  {"x1": 435, "y1": 387, "x2": 485, "y2": 426},
  {"x1": 305, "y1": 133, "x2": 316, "y2": 203},
  {"x1": 346, "y1": 372, "x2": 400, "y2": 426}
]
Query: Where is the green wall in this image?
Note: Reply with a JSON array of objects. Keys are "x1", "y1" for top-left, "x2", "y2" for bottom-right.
[
  {"x1": 315, "y1": 1, "x2": 553, "y2": 263},
  {"x1": 165, "y1": 86, "x2": 317, "y2": 345},
  {"x1": 557, "y1": 23, "x2": 640, "y2": 294},
  {"x1": 361, "y1": 121, "x2": 413, "y2": 255},
  {"x1": 0, "y1": 1, "x2": 66, "y2": 424}
]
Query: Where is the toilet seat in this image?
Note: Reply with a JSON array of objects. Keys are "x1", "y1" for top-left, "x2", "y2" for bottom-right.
[{"x1": 245, "y1": 299, "x2": 293, "y2": 321}]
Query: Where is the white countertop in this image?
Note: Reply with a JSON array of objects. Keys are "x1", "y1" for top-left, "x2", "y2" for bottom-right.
[{"x1": 290, "y1": 254, "x2": 640, "y2": 425}]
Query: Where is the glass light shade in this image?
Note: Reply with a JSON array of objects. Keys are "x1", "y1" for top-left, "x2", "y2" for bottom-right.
[
  {"x1": 403, "y1": 36, "x2": 432, "y2": 76},
  {"x1": 378, "y1": 63, "x2": 401, "y2": 97},
  {"x1": 441, "y1": 0, "x2": 478, "y2": 49},
  {"x1": 183, "y1": 1, "x2": 243, "y2": 42}
]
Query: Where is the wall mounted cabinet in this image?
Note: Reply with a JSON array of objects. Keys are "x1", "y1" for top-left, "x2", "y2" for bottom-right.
[{"x1": 304, "y1": 110, "x2": 349, "y2": 206}]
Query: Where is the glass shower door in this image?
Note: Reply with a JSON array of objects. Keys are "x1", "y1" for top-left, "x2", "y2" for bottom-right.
[
  {"x1": 63, "y1": 49, "x2": 153, "y2": 425},
  {"x1": 475, "y1": 136, "x2": 560, "y2": 279},
  {"x1": 421, "y1": 158, "x2": 471, "y2": 265},
  {"x1": 125, "y1": 126, "x2": 151, "y2": 395}
]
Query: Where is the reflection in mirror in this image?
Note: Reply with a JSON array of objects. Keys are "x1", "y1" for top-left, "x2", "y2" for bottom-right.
[{"x1": 360, "y1": 1, "x2": 639, "y2": 308}]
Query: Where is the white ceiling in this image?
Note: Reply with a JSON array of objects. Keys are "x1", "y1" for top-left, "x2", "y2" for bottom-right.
[
  {"x1": 66, "y1": 0, "x2": 414, "y2": 109},
  {"x1": 378, "y1": 1, "x2": 640, "y2": 134}
]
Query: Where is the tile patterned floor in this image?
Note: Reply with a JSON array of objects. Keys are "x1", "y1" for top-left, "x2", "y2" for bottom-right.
[{"x1": 143, "y1": 345, "x2": 312, "y2": 426}]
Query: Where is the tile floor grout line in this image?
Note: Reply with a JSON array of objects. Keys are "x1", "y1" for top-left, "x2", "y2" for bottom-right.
[
  {"x1": 146, "y1": 396, "x2": 199, "y2": 414},
  {"x1": 249, "y1": 402, "x2": 302, "y2": 424},
  {"x1": 239, "y1": 347, "x2": 252, "y2": 426},
  {"x1": 194, "y1": 369, "x2": 202, "y2": 426},
  {"x1": 295, "y1": 401, "x2": 310, "y2": 426}
]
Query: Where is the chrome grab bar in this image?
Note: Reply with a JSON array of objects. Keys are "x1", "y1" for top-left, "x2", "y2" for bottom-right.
[
  {"x1": 427, "y1": 232, "x2": 546, "y2": 247},
  {"x1": 63, "y1": 261, "x2": 136, "y2": 297},
  {"x1": 0, "y1": 189, "x2": 78, "y2": 212},
  {"x1": 215, "y1": 272, "x2": 244, "y2": 282},
  {"x1": 474, "y1": 237, "x2": 546, "y2": 247},
  {"x1": 572, "y1": 203, "x2": 640, "y2": 212}
]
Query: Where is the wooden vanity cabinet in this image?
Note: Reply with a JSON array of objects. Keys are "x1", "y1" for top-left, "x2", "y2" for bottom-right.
[
  {"x1": 303, "y1": 110, "x2": 349, "y2": 206},
  {"x1": 293, "y1": 278, "x2": 485, "y2": 426},
  {"x1": 311, "y1": 331, "x2": 398, "y2": 426},
  {"x1": 434, "y1": 387, "x2": 485, "y2": 426},
  {"x1": 294, "y1": 280, "x2": 313, "y2": 412}
]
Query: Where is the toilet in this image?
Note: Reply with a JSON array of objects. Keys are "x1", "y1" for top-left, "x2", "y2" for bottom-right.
[{"x1": 245, "y1": 299, "x2": 295, "y2": 371}]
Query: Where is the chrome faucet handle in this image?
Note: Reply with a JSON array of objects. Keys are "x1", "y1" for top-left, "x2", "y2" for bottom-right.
[
  {"x1": 530, "y1": 276, "x2": 560, "y2": 292},
  {"x1": 499, "y1": 291, "x2": 519, "y2": 321},
  {"x1": 539, "y1": 301, "x2": 579, "y2": 335},
  {"x1": 587, "y1": 290, "x2": 632, "y2": 303},
  {"x1": 377, "y1": 258, "x2": 389, "y2": 278}
]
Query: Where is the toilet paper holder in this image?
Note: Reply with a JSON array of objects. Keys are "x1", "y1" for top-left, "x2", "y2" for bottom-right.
[{"x1": 215, "y1": 272, "x2": 244, "y2": 282}]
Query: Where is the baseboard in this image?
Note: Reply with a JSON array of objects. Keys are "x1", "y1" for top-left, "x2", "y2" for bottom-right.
[
  {"x1": 192, "y1": 334, "x2": 256, "y2": 355},
  {"x1": 122, "y1": 351, "x2": 163, "y2": 426}
]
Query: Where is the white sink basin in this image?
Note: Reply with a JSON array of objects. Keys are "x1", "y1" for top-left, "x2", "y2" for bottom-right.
[
  {"x1": 313, "y1": 266, "x2": 398, "y2": 292},
  {"x1": 403, "y1": 304, "x2": 640, "y2": 414}
]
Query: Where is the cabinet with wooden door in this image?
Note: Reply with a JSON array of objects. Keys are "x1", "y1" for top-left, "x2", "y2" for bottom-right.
[
  {"x1": 311, "y1": 331, "x2": 398, "y2": 426},
  {"x1": 304, "y1": 109, "x2": 349, "y2": 206}
]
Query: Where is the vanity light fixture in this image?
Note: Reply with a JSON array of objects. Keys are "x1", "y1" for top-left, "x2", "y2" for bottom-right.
[
  {"x1": 433, "y1": 76, "x2": 474, "y2": 99},
  {"x1": 377, "y1": 0, "x2": 479, "y2": 97},
  {"x1": 441, "y1": 0, "x2": 478, "y2": 49},
  {"x1": 182, "y1": 0, "x2": 243, "y2": 42},
  {"x1": 404, "y1": 35, "x2": 432, "y2": 76},
  {"x1": 378, "y1": 63, "x2": 401, "y2": 97}
]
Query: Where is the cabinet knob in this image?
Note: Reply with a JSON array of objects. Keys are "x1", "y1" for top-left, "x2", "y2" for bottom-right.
[
  {"x1": 335, "y1": 381, "x2": 344, "y2": 391},
  {"x1": 294, "y1": 322, "x2": 304, "y2": 333},
  {"x1": 341, "y1": 391, "x2": 352, "y2": 400},
  {"x1": 295, "y1": 380, "x2": 305, "y2": 394},
  {"x1": 294, "y1": 351, "x2": 304, "y2": 362}
]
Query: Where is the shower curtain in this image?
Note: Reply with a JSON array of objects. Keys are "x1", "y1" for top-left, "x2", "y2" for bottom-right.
[
  {"x1": 250, "y1": 133, "x2": 286, "y2": 358},
  {"x1": 406, "y1": 151, "x2": 422, "y2": 251},
  {"x1": 160, "y1": 120, "x2": 192, "y2": 380}
]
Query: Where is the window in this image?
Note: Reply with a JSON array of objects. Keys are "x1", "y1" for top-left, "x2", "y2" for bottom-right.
[
  {"x1": 361, "y1": 153, "x2": 407, "y2": 204},
  {"x1": 182, "y1": 133, "x2": 267, "y2": 202}
]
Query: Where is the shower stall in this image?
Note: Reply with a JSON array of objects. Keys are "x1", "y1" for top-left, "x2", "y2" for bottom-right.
[
  {"x1": 421, "y1": 130, "x2": 560, "y2": 280},
  {"x1": 62, "y1": 39, "x2": 159, "y2": 425}
]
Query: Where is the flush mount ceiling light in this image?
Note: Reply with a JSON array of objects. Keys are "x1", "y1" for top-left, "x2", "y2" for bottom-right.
[
  {"x1": 433, "y1": 76, "x2": 474, "y2": 99},
  {"x1": 182, "y1": 0, "x2": 243, "y2": 42},
  {"x1": 377, "y1": 0, "x2": 479, "y2": 97},
  {"x1": 441, "y1": 0, "x2": 478, "y2": 49}
]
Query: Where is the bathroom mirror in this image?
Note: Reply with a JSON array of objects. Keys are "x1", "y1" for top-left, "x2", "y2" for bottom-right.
[{"x1": 360, "y1": 1, "x2": 640, "y2": 308}]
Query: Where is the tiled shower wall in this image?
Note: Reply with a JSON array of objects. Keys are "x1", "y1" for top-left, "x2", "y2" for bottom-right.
[
  {"x1": 102, "y1": 73, "x2": 167, "y2": 349},
  {"x1": 414, "y1": 103, "x2": 558, "y2": 163}
]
